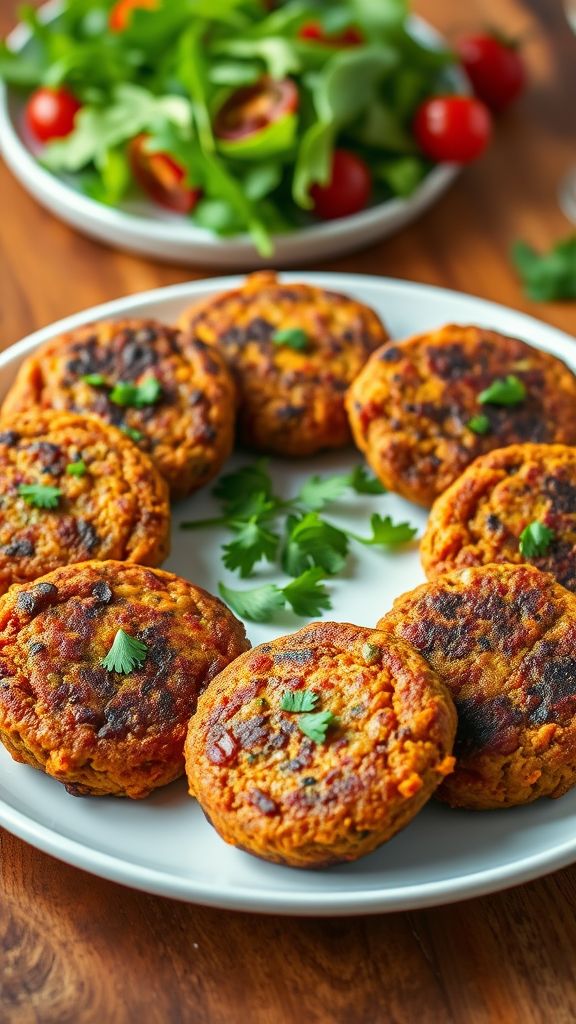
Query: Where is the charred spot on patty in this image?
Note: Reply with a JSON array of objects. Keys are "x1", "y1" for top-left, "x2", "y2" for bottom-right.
[
  {"x1": 16, "y1": 582, "x2": 58, "y2": 616},
  {"x1": 91, "y1": 581, "x2": 113, "y2": 605},
  {"x1": 543, "y1": 474, "x2": 576, "y2": 513},
  {"x1": 2, "y1": 538, "x2": 35, "y2": 558},
  {"x1": 0, "y1": 431, "x2": 20, "y2": 446},
  {"x1": 426, "y1": 344, "x2": 471, "y2": 380}
]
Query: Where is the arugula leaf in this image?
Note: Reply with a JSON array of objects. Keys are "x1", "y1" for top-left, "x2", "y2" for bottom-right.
[
  {"x1": 100, "y1": 629, "x2": 148, "y2": 674},
  {"x1": 357, "y1": 513, "x2": 417, "y2": 547},
  {"x1": 283, "y1": 567, "x2": 331, "y2": 617},
  {"x1": 478, "y1": 375, "x2": 526, "y2": 407},
  {"x1": 18, "y1": 484, "x2": 62, "y2": 509},
  {"x1": 467, "y1": 414, "x2": 491, "y2": 436},
  {"x1": 348, "y1": 466, "x2": 386, "y2": 495},
  {"x1": 66, "y1": 460, "x2": 87, "y2": 476},
  {"x1": 297, "y1": 709, "x2": 338, "y2": 744},
  {"x1": 218, "y1": 580, "x2": 286, "y2": 623},
  {"x1": 109, "y1": 377, "x2": 162, "y2": 408},
  {"x1": 280, "y1": 689, "x2": 319, "y2": 713},
  {"x1": 512, "y1": 238, "x2": 576, "y2": 301},
  {"x1": 519, "y1": 521, "x2": 556, "y2": 558},
  {"x1": 222, "y1": 520, "x2": 280, "y2": 578},
  {"x1": 272, "y1": 328, "x2": 310, "y2": 351},
  {"x1": 282, "y1": 513, "x2": 348, "y2": 576}
]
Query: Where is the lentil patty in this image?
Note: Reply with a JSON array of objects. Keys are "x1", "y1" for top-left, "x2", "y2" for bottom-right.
[
  {"x1": 421, "y1": 443, "x2": 576, "y2": 589},
  {"x1": 346, "y1": 324, "x2": 576, "y2": 507},
  {"x1": 0, "y1": 561, "x2": 250, "y2": 798},
  {"x1": 178, "y1": 271, "x2": 388, "y2": 456},
  {"x1": 0, "y1": 411, "x2": 170, "y2": 592},
  {"x1": 2, "y1": 319, "x2": 236, "y2": 498},
  {"x1": 380, "y1": 563, "x2": 576, "y2": 809},
  {"x1": 185, "y1": 621, "x2": 456, "y2": 868}
]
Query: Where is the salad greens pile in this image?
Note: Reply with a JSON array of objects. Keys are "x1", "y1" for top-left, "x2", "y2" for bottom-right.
[{"x1": 1, "y1": 0, "x2": 457, "y2": 253}]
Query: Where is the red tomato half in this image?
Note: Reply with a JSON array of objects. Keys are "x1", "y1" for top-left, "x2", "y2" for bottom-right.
[
  {"x1": 298, "y1": 20, "x2": 364, "y2": 46},
  {"x1": 413, "y1": 95, "x2": 492, "y2": 164},
  {"x1": 128, "y1": 135, "x2": 201, "y2": 214},
  {"x1": 457, "y1": 33, "x2": 526, "y2": 113},
  {"x1": 213, "y1": 77, "x2": 298, "y2": 142},
  {"x1": 109, "y1": 0, "x2": 157, "y2": 32},
  {"x1": 25, "y1": 87, "x2": 82, "y2": 143},
  {"x1": 310, "y1": 149, "x2": 372, "y2": 221}
]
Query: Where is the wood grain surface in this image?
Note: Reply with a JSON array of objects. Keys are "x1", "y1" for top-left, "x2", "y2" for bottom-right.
[{"x1": 1, "y1": 0, "x2": 576, "y2": 1021}]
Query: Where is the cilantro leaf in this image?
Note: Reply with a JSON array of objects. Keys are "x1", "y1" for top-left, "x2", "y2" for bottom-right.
[
  {"x1": 218, "y1": 581, "x2": 285, "y2": 623},
  {"x1": 280, "y1": 689, "x2": 319, "y2": 713},
  {"x1": 18, "y1": 484, "x2": 62, "y2": 509},
  {"x1": 109, "y1": 377, "x2": 162, "y2": 408},
  {"x1": 66, "y1": 460, "x2": 87, "y2": 477},
  {"x1": 82, "y1": 373, "x2": 107, "y2": 387},
  {"x1": 100, "y1": 629, "x2": 148, "y2": 674},
  {"x1": 213, "y1": 460, "x2": 274, "y2": 511},
  {"x1": 512, "y1": 238, "x2": 576, "y2": 302},
  {"x1": 272, "y1": 328, "x2": 310, "y2": 351},
  {"x1": 467, "y1": 414, "x2": 491, "y2": 435},
  {"x1": 478, "y1": 375, "x2": 526, "y2": 407},
  {"x1": 282, "y1": 568, "x2": 331, "y2": 617},
  {"x1": 357, "y1": 513, "x2": 417, "y2": 548},
  {"x1": 121, "y1": 426, "x2": 144, "y2": 443},
  {"x1": 222, "y1": 520, "x2": 280, "y2": 578},
  {"x1": 519, "y1": 521, "x2": 556, "y2": 558},
  {"x1": 298, "y1": 473, "x2": 351, "y2": 510},
  {"x1": 282, "y1": 512, "x2": 348, "y2": 577},
  {"x1": 297, "y1": 709, "x2": 338, "y2": 744},
  {"x1": 348, "y1": 466, "x2": 386, "y2": 495}
]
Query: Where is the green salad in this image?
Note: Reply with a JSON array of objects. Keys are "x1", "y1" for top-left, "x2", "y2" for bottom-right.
[{"x1": 0, "y1": 0, "x2": 458, "y2": 254}]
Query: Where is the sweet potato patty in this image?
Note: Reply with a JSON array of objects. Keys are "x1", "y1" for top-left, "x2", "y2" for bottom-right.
[
  {"x1": 0, "y1": 411, "x2": 170, "y2": 593},
  {"x1": 185, "y1": 621, "x2": 456, "y2": 868},
  {"x1": 0, "y1": 561, "x2": 250, "y2": 798},
  {"x1": 421, "y1": 443, "x2": 576, "y2": 590},
  {"x1": 2, "y1": 319, "x2": 236, "y2": 498},
  {"x1": 346, "y1": 324, "x2": 576, "y2": 506},
  {"x1": 379, "y1": 563, "x2": 576, "y2": 809},
  {"x1": 178, "y1": 271, "x2": 388, "y2": 456}
]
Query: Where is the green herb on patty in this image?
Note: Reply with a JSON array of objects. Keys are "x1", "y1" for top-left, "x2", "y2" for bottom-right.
[
  {"x1": 478, "y1": 375, "x2": 526, "y2": 406},
  {"x1": 18, "y1": 483, "x2": 62, "y2": 509},
  {"x1": 519, "y1": 521, "x2": 556, "y2": 558},
  {"x1": 100, "y1": 629, "x2": 148, "y2": 674}
]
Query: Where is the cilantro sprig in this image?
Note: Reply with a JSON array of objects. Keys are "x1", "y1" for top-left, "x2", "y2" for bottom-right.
[
  {"x1": 219, "y1": 568, "x2": 331, "y2": 623},
  {"x1": 272, "y1": 328, "x2": 310, "y2": 351},
  {"x1": 100, "y1": 629, "x2": 148, "y2": 674},
  {"x1": 83, "y1": 374, "x2": 162, "y2": 409},
  {"x1": 519, "y1": 521, "x2": 556, "y2": 558},
  {"x1": 18, "y1": 484, "x2": 62, "y2": 509},
  {"x1": 280, "y1": 688, "x2": 337, "y2": 744}
]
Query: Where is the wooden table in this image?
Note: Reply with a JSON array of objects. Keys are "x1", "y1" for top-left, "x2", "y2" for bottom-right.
[{"x1": 1, "y1": 0, "x2": 576, "y2": 1020}]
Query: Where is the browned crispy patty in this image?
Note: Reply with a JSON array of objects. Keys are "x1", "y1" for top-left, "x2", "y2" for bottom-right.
[
  {"x1": 346, "y1": 324, "x2": 576, "y2": 507},
  {"x1": 421, "y1": 444, "x2": 576, "y2": 590},
  {"x1": 0, "y1": 561, "x2": 250, "y2": 798},
  {"x1": 1, "y1": 319, "x2": 236, "y2": 499},
  {"x1": 0, "y1": 411, "x2": 170, "y2": 593},
  {"x1": 379, "y1": 563, "x2": 576, "y2": 809},
  {"x1": 185, "y1": 621, "x2": 456, "y2": 868},
  {"x1": 178, "y1": 271, "x2": 388, "y2": 456}
]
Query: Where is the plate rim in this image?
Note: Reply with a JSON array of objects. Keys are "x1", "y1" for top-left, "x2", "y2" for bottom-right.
[{"x1": 1, "y1": 270, "x2": 576, "y2": 915}]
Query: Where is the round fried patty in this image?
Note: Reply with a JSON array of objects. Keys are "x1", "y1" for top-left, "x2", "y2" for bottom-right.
[
  {"x1": 2, "y1": 319, "x2": 236, "y2": 499},
  {"x1": 0, "y1": 561, "x2": 250, "y2": 798},
  {"x1": 346, "y1": 324, "x2": 576, "y2": 507},
  {"x1": 421, "y1": 444, "x2": 576, "y2": 590},
  {"x1": 178, "y1": 271, "x2": 388, "y2": 456},
  {"x1": 0, "y1": 411, "x2": 170, "y2": 593},
  {"x1": 185, "y1": 621, "x2": 456, "y2": 868},
  {"x1": 379, "y1": 563, "x2": 576, "y2": 809}
]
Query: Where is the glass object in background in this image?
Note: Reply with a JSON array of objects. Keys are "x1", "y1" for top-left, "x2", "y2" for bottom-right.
[{"x1": 559, "y1": 2, "x2": 576, "y2": 222}]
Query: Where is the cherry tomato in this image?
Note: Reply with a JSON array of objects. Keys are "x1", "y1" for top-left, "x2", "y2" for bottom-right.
[
  {"x1": 25, "y1": 87, "x2": 82, "y2": 143},
  {"x1": 298, "y1": 20, "x2": 363, "y2": 46},
  {"x1": 109, "y1": 0, "x2": 157, "y2": 32},
  {"x1": 413, "y1": 95, "x2": 492, "y2": 164},
  {"x1": 128, "y1": 135, "x2": 201, "y2": 214},
  {"x1": 457, "y1": 33, "x2": 526, "y2": 112},
  {"x1": 310, "y1": 149, "x2": 372, "y2": 221},
  {"x1": 214, "y1": 77, "x2": 299, "y2": 142}
]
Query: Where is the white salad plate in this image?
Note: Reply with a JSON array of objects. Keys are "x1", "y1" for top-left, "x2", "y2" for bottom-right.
[
  {"x1": 1, "y1": 273, "x2": 576, "y2": 916},
  {"x1": 0, "y1": 7, "x2": 464, "y2": 268}
]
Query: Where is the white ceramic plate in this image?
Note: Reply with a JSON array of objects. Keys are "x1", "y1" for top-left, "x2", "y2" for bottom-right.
[
  {"x1": 1, "y1": 273, "x2": 576, "y2": 916},
  {"x1": 0, "y1": 7, "x2": 464, "y2": 268}
]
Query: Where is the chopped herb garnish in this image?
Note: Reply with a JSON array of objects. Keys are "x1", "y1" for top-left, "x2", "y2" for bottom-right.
[
  {"x1": 348, "y1": 466, "x2": 386, "y2": 495},
  {"x1": 467, "y1": 414, "x2": 491, "y2": 436},
  {"x1": 512, "y1": 237, "x2": 576, "y2": 301},
  {"x1": 354, "y1": 513, "x2": 418, "y2": 548},
  {"x1": 100, "y1": 629, "x2": 148, "y2": 674},
  {"x1": 82, "y1": 373, "x2": 107, "y2": 387},
  {"x1": 222, "y1": 519, "x2": 279, "y2": 578},
  {"x1": 219, "y1": 568, "x2": 331, "y2": 623},
  {"x1": 109, "y1": 377, "x2": 162, "y2": 408},
  {"x1": 66, "y1": 460, "x2": 87, "y2": 477},
  {"x1": 362, "y1": 642, "x2": 381, "y2": 665},
  {"x1": 121, "y1": 426, "x2": 144, "y2": 442},
  {"x1": 478, "y1": 375, "x2": 526, "y2": 407},
  {"x1": 519, "y1": 521, "x2": 556, "y2": 558},
  {"x1": 282, "y1": 512, "x2": 348, "y2": 577},
  {"x1": 297, "y1": 710, "x2": 338, "y2": 744},
  {"x1": 280, "y1": 689, "x2": 319, "y2": 713},
  {"x1": 18, "y1": 484, "x2": 62, "y2": 509},
  {"x1": 272, "y1": 328, "x2": 310, "y2": 351}
]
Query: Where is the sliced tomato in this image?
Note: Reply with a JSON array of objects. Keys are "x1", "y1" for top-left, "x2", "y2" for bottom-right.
[
  {"x1": 128, "y1": 135, "x2": 201, "y2": 214},
  {"x1": 298, "y1": 20, "x2": 363, "y2": 46},
  {"x1": 213, "y1": 77, "x2": 299, "y2": 142},
  {"x1": 109, "y1": 0, "x2": 157, "y2": 32},
  {"x1": 310, "y1": 149, "x2": 372, "y2": 221},
  {"x1": 25, "y1": 87, "x2": 82, "y2": 143}
]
